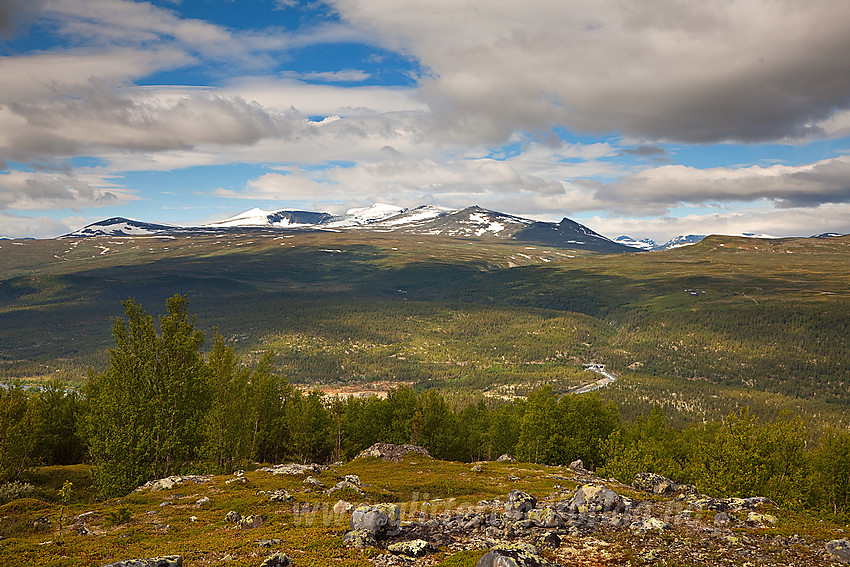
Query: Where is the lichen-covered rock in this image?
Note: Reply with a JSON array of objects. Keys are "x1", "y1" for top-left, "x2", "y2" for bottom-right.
[
  {"x1": 713, "y1": 511, "x2": 736, "y2": 527},
  {"x1": 343, "y1": 474, "x2": 361, "y2": 485},
  {"x1": 238, "y1": 514, "x2": 267, "y2": 530},
  {"x1": 225, "y1": 510, "x2": 242, "y2": 523},
  {"x1": 100, "y1": 556, "x2": 182, "y2": 567},
  {"x1": 327, "y1": 480, "x2": 364, "y2": 495},
  {"x1": 632, "y1": 472, "x2": 678, "y2": 495},
  {"x1": 195, "y1": 496, "x2": 210, "y2": 508},
  {"x1": 269, "y1": 489, "x2": 292, "y2": 503},
  {"x1": 827, "y1": 539, "x2": 850, "y2": 563},
  {"x1": 471, "y1": 464, "x2": 483, "y2": 473},
  {"x1": 536, "y1": 531, "x2": 561, "y2": 550},
  {"x1": 568, "y1": 484, "x2": 625, "y2": 514},
  {"x1": 342, "y1": 528, "x2": 377, "y2": 548},
  {"x1": 475, "y1": 543, "x2": 556, "y2": 567},
  {"x1": 496, "y1": 454, "x2": 516, "y2": 462},
  {"x1": 746, "y1": 512, "x2": 779, "y2": 526},
  {"x1": 259, "y1": 552, "x2": 292, "y2": 567},
  {"x1": 258, "y1": 463, "x2": 323, "y2": 475},
  {"x1": 255, "y1": 539, "x2": 284, "y2": 548},
  {"x1": 527, "y1": 505, "x2": 559, "y2": 528},
  {"x1": 134, "y1": 475, "x2": 212, "y2": 493},
  {"x1": 355, "y1": 443, "x2": 431, "y2": 462},
  {"x1": 568, "y1": 459, "x2": 586, "y2": 472},
  {"x1": 387, "y1": 539, "x2": 436, "y2": 557},
  {"x1": 302, "y1": 476, "x2": 324, "y2": 488},
  {"x1": 630, "y1": 517, "x2": 669, "y2": 535},
  {"x1": 350, "y1": 503, "x2": 401, "y2": 538},
  {"x1": 505, "y1": 490, "x2": 538, "y2": 520}
]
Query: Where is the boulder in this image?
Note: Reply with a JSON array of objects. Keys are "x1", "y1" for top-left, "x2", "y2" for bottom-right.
[
  {"x1": 505, "y1": 490, "x2": 538, "y2": 520},
  {"x1": 496, "y1": 454, "x2": 516, "y2": 463},
  {"x1": 134, "y1": 475, "x2": 212, "y2": 493},
  {"x1": 101, "y1": 557, "x2": 182, "y2": 567},
  {"x1": 630, "y1": 517, "x2": 669, "y2": 535},
  {"x1": 567, "y1": 484, "x2": 625, "y2": 514},
  {"x1": 333, "y1": 500, "x2": 353, "y2": 514},
  {"x1": 746, "y1": 512, "x2": 779, "y2": 526},
  {"x1": 342, "y1": 528, "x2": 377, "y2": 548},
  {"x1": 260, "y1": 552, "x2": 292, "y2": 567},
  {"x1": 536, "y1": 531, "x2": 561, "y2": 550},
  {"x1": 475, "y1": 543, "x2": 556, "y2": 567},
  {"x1": 387, "y1": 539, "x2": 436, "y2": 557},
  {"x1": 327, "y1": 480, "x2": 364, "y2": 495},
  {"x1": 258, "y1": 463, "x2": 323, "y2": 476},
  {"x1": 302, "y1": 476, "x2": 324, "y2": 488},
  {"x1": 568, "y1": 459, "x2": 586, "y2": 472},
  {"x1": 355, "y1": 443, "x2": 431, "y2": 462},
  {"x1": 527, "y1": 505, "x2": 559, "y2": 528},
  {"x1": 343, "y1": 475, "x2": 361, "y2": 485},
  {"x1": 255, "y1": 539, "x2": 284, "y2": 548},
  {"x1": 238, "y1": 514, "x2": 267, "y2": 530},
  {"x1": 713, "y1": 511, "x2": 736, "y2": 527},
  {"x1": 471, "y1": 464, "x2": 483, "y2": 473},
  {"x1": 349, "y1": 504, "x2": 401, "y2": 538},
  {"x1": 632, "y1": 472, "x2": 679, "y2": 495},
  {"x1": 827, "y1": 539, "x2": 850, "y2": 564},
  {"x1": 269, "y1": 490, "x2": 292, "y2": 503},
  {"x1": 225, "y1": 510, "x2": 242, "y2": 523},
  {"x1": 195, "y1": 496, "x2": 210, "y2": 508}
]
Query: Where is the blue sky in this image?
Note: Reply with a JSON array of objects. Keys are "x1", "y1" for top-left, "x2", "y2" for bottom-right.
[{"x1": 1, "y1": 0, "x2": 850, "y2": 241}]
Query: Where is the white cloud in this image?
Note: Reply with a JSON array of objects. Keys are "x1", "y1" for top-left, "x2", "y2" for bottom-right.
[
  {"x1": 0, "y1": 169, "x2": 135, "y2": 210},
  {"x1": 0, "y1": 211, "x2": 70, "y2": 239},
  {"x1": 596, "y1": 156, "x2": 850, "y2": 214},
  {"x1": 330, "y1": 0, "x2": 850, "y2": 144}
]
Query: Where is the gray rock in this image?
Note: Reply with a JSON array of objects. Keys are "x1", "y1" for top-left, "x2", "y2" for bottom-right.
[
  {"x1": 343, "y1": 528, "x2": 377, "y2": 548},
  {"x1": 260, "y1": 552, "x2": 292, "y2": 567},
  {"x1": 496, "y1": 454, "x2": 516, "y2": 463},
  {"x1": 269, "y1": 489, "x2": 292, "y2": 503},
  {"x1": 238, "y1": 514, "x2": 267, "y2": 530},
  {"x1": 713, "y1": 511, "x2": 735, "y2": 527},
  {"x1": 387, "y1": 539, "x2": 436, "y2": 557},
  {"x1": 536, "y1": 531, "x2": 561, "y2": 550},
  {"x1": 567, "y1": 484, "x2": 625, "y2": 514},
  {"x1": 327, "y1": 480, "x2": 364, "y2": 495},
  {"x1": 350, "y1": 504, "x2": 401, "y2": 538},
  {"x1": 134, "y1": 475, "x2": 212, "y2": 493},
  {"x1": 632, "y1": 472, "x2": 678, "y2": 495},
  {"x1": 630, "y1": 517, "x2": 669, "y2": 535},
  {"x1": 259, "y1": 463, "x2": 323, "y2": 476},
  {"x1": 826, "y1": 539, "x2": 850, "y2": 563},
  {"x1": 225, "y1": 510, "x2": 242, "y2": 523},
  {"x1": 256, "y1": 539, "x2": 284, "y2": 548},
  {"x1": 355, "y1": 443, "x2": 431, "y2": 462},
  {"x1": 101, "y1": 557, "x2": 182, "y2": 567},
  {"x1": 302, "y1": 476, "x2": 324, "y2": 488},
  {"x1": 343, "y1": 474, "x2": 361, "y2": 485},
  {"x1": 471, "y1": 464, "x2": 483, "y2": 473},
  {"x1": 527, "y1": 505, "x2": 559, "y2": 528},
  {"x1": 475, "y1": 543, "x2": 556, "y2": 567},
  {"x1": 505, "y1": 490, "x2": 538, "y2": 520},
  {"x1": 195, "y1": 496, "x2": 210, "y2": 508},
  {"x1": 568, "y1": 459, "x2": 585, "y2": 472}
]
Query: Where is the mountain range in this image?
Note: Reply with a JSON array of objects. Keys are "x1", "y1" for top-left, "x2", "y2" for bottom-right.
[
  {"x1": 61, "y1": 203, "x2": 845, "y2": 253},
  {"x1": 63, "y1": 204, "x2": 639, "y2": 254}
]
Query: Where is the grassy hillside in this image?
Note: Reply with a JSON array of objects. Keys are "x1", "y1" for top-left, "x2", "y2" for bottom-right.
[{"x1": 0, "y1": 232, "x2": 847, "y2": 424}]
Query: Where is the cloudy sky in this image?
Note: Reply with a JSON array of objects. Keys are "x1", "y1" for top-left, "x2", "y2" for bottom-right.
[{"x1": 2, "y1": 0, "x2": 850, "y2": 241}]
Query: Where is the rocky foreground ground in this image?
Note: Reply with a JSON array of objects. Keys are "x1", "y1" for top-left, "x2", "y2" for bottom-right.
[{"x1": 5, "y1": 444, "x2": 849, "y2": 567}]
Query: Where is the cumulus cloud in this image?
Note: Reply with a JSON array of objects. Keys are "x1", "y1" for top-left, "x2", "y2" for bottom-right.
[
  {"x1": 0, "y1": 169, "x2": 134, "y2": 210},
  {"x1": 330, "y1": 0, "x2": 850, "y2": 144}
]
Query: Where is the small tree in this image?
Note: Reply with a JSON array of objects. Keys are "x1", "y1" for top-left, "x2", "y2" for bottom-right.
[{"x1": 86, "y1": 295, "x2": 208, "y2": 496}]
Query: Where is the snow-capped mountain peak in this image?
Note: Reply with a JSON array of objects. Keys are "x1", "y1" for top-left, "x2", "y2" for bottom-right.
[
  {"x1": 62, "y1": 217, "x2": 178, "y2": 238},
  {"x1": 615, "y1": 235, "x2": 657, "y2": 250}
]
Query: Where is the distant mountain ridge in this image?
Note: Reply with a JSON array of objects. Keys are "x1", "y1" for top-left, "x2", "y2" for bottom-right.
[{"x1": 63, "y1": 204, "x2": 639, "y2": 254}]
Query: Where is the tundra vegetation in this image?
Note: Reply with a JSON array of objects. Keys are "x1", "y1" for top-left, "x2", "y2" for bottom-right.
[{"x1": 0, "y1": 232, "x2": 848, "y2": 563}]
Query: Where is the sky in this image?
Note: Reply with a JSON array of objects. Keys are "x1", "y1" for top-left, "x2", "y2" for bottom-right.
[{"x1": 1, "y1": 0, "x2": 850, "y2": 241}]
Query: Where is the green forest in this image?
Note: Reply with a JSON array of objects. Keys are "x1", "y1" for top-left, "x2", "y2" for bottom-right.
[{"x1": 2, "y1": 295, "x2": 848, "y2": 524}]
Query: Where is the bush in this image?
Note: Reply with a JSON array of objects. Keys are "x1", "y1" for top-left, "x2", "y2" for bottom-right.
[{"x1": 0, "y1": 481, "x2": 36, "y2": 504}]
